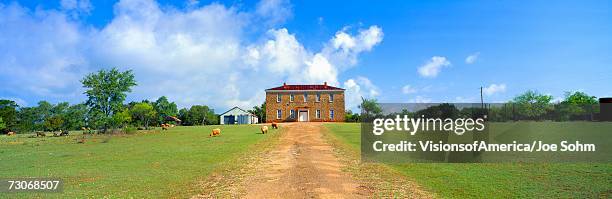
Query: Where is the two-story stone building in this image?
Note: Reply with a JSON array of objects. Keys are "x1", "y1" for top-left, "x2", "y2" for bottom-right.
[{"x1": 265, "y1": 82, "x2": 345, "y2": 122}]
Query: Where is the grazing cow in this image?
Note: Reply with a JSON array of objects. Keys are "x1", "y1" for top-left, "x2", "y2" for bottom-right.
[
  {"x1": 161, "y1": 123, "x2": 170, "y2": 130},
  {"x1": 271, "y1": 122, "x2": 278, "y2": 129},
  {"x1": 7, "y1": 132, "x2": 16, "y2": 136},
  {"x1": 60, "y1": 131, "x2": 69, "y2": 136},
  {"x1": 209, "y1": 128, "x2": 221, "y2": 137},
  {"x1": 36, "y1": 132, "x2": 46, "y2": 137},
  {"x1": 261, "y1": 126, "x2": 268, "y2": 134}
]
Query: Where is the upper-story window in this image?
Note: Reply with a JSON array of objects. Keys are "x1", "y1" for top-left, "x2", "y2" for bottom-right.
[
  {"x1": 316, "y1": 93, "x2": 321, "y2": 102},
  {"x1": 303, "y1": 93, "x2": 308, "y2": 102},
  {"x1": 276, "y1": 94, "x2": 281, "y2": 102},
  {"x1": 290, "y1": 94, "x2": 294, "y2": 102},
  {"x1": 329, "y1": 93, "x2": 334, "y2": 102}
]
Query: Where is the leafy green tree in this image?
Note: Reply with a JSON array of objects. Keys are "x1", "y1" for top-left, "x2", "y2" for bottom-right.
[
  {"x1": 248, "y1": 102, "x2": 266, "y2": 123},
  {"x1": 113, "y1": 108, "x2": 132, "y2": 128},
  {"x1": 63, "y1": 103, "x2": 89, "y2": 130},
  {"x1": 512, "y1": 90, "x2": 553, "y2": 120},
  {"x1": 17, "y1": 107, "x2": 40, "y2": 132},
  {"x1": 563, "y1": 91, "x2": 597, "y2": 105},
  {"x1": 0, "y1": 117, "x2": 6, "y2": 131},
  {"x1": 554, "y1": 91, "x2": 598, "y2": 121},
  {"x1": 44, "y1": 115, "x2": 64, "y2": 132},
  {"x1": 178, "y1": 108, "x2": 189, "y2": 124},
  {"x1": 81, "y1": 68, "x2": 137, "y2": 132},
  {"x1": 154, "y1": 96, "x2": 178, "y2": 124},
  {"x1": 185, "y1": 105, "x2": 216, "y2": 125},
  {"x1": 130, "y1": 103, "x2": 156, "y2": 129},
  {"x1": 359, "y1": 97, "x2": 382, "y2": 121},
  {"x1": 0, "y1": 100, "x2": 18, "y2": 131}
]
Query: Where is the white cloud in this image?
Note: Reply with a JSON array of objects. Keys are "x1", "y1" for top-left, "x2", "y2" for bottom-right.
[
  {"x1": 418, "y1": 56, "x2": 450, "y2": 78},
  {"x1": 409, "y1": 96, "x2": 432, "y2": 103},
  {"x1": 482, "y1": 84, "x2": 507, "y2": 96},
  {"x1": 343, "y1": 77, "x2": 380, "y2": 111},
  {"x1": 465, "y1": 52, "x2": 480, "y2": 64},
  {"x1": 0, "y1": 0, "x2": 383, "y2": 111},
  {"x1": 401, "y1": 85, "x2": 417, "y2": 94},
  {"x1": 255, "y1": 0, "x2": 292, "y2": 26}
]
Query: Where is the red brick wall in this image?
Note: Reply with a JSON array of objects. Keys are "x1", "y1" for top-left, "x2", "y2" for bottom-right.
[{"x1": 265, "y1": 91, "x2": 345, "y2": 123}]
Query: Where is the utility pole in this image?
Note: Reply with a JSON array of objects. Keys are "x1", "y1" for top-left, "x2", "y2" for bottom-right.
[{"x1": 480, "y1": 86, "x2": 484, "y2": 109}]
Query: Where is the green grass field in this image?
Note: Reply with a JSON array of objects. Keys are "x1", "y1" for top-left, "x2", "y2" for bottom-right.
[
  {"x1": 324, "y1": 123, "x2": 612, "y2": 198},
  {"x1": 0, "y1": 125, "x2": 276, "y2": 198}
]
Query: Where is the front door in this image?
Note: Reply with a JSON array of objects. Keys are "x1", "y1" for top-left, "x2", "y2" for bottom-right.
[{"x1": 298, "y1": 111, "x2": 308, "y2": 122}]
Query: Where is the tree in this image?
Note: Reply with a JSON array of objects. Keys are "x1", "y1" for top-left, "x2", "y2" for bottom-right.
[
  {"x1": 248, "y1": 102, "x2": 266, "y2": 123},
  {"x1": 555, "y1": 91, "x2": 598, "y2": 121},
  {"x1": 184, "y1": 105, "x2": 217, "y2": 125},
  {"x1": 63, "y1": 103, "x2": 88, "y2": 130},
  {"x1": 512, "y1": 90, "x2": 553, "y2": 120},
  {"x1": 130, "y1": 103, "x2": 156, "y2": 129},
  {"x1": 359, "y1": 97, "x2": 382, "y2": 121},
  {"x1": 44, "y1": 115, "x2": 64, "y2": 132},
  {"x1": 563, "y1": 91, "x2": 597, "y2": 105},
  {"x1": 113, "y1": 108, "x2": 132, "y2": 128},
  {"x1": 17, "y1": 107, "x2": 40, "y2": 132},
  {"x1": 81, "y1": 68, "x2": 137, "y2": 132},
  {"x1": 0, "y1": 100, "x2": 18, "y2": 132},
  {"x1": 154, "y1": 96, "x2": 178, "y2": 124},
  {"x1": 0, "y1": 117, "x2": 5, "y2": 131}
]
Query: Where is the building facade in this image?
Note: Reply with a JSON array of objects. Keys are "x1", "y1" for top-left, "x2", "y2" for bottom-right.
[
  {"x1": 265, "y1": 83, "x2": 345, "y2": 122},
  {"x1": 219, "y1": 107, "x2": 259, "y2": 124}
]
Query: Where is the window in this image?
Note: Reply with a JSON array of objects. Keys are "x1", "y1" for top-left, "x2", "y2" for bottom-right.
[
  {"x1": 276, "y1": 94, "x2": 281, "y2": 102},
  {"x1": 290, "y1": 110, "x2": 295, "y2": 119},
  {"x1": 303, "y1": 93, "x2": 308, "y2": 102},
  {"x1": 290, "y1": 94, "x2": 294, "y2": 102},
  {"x1": 276, "y1": 109, "x2": 282, "y2": 119},
  {"x1": 316, "y1": 93, "x2": 321, "y2": 102},
  {"x1": 329, "y1": 110, "x2": 334, "y2": 119},
  {"x1": 316, "y1": 110, "x2": 321, "y2": 119},
  {"x1": 329, "y1": 94, "x2": 334, "y2": 102}
]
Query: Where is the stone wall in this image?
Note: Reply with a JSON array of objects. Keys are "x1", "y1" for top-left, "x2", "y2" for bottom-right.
[{"x1": 265, "y1": 91, "x2": 345, "y2": 123}]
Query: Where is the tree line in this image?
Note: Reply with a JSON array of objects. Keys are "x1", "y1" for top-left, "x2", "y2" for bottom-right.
[
  {"x1": 351, "y1": 90, "x2": 600, "y2": 122},
  {"x1": 0, "y1": 68, "x2": 218, "y2": 134}
]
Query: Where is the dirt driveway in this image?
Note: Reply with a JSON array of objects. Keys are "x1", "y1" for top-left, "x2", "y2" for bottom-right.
[{"x1": 243, "y1": 122, "x2": 364, "y2": 198}]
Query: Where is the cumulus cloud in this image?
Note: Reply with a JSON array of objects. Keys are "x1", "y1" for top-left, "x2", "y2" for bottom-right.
[
  {"x1": 417, "y1": 56, "x2": 450, "y2": 78},
  {"x1": 401, "y1": 85, "x2": 417, "y2": 94},
  {"x1": 343, "y1": 76, "x2": 380, "y2": 111},
  {"x1": 0, "y1": 0, "x2": 383, "y2": 111},
  {"x1": 465, "y1": 52, "x2": 480, "y2": 64},
  {"x1": 483, "y1": 84, "x2": 507, "y2": 96}
]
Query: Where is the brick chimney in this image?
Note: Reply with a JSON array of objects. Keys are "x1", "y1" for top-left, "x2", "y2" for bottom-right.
[
  {"x1": 283, "y1": 82, "x2": 287, "y2": 88},
  {"x1": 324, "y1": 82, "x2": 327, "y2": 86}
]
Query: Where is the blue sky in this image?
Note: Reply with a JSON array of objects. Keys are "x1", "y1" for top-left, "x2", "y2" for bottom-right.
[{"x1": 1, "y1": 0, "x2": 610, "y2": 112}]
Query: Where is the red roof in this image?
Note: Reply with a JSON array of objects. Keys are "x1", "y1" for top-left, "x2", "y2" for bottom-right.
[{"x1": 266, "y1": 83, "x2": 344, "y2": 91}]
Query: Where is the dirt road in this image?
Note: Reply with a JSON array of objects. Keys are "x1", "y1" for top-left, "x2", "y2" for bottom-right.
[{"x1": 243, "y1": 122, "x2": 365, "y2": 198}]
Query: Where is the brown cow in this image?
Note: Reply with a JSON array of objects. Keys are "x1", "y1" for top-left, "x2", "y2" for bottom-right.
[
  {"x1": 161, "y1": 124, "x2": 169, "y2": 130},
  {"x1": 261, "y1": 125, "x2": 268, "y2": 134},
  {"x1": 36, "y1": 132, "x2": 46, "y2": 137},
  {"x1": 7, "y1": 132, "x2": 16, "y2": 136},
  {"x1": 209, "y1": 128, "x2": 221, "y2": 137},
  {"x1": 271, "y1": 122, "x2": 278, "y2": 129}
]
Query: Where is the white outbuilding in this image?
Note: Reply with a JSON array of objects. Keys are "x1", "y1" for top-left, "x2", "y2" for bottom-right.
[{"x1": 219, "y1": 107, "x2": 259, "y2": 125}]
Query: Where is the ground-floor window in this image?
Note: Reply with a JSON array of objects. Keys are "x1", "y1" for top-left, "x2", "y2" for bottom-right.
[
  {"x1": 277, "y1": 109, "x2": 282, "y2": 119},
  {"x1": 329, "y1": 110, "x2": 334, "y2": 119},
  {"x1": 316, "y1": 109, "x2": 321, "y2": 118},
  {"x1": 290, "y1": 110, "x2": 296, "y2": 119}
]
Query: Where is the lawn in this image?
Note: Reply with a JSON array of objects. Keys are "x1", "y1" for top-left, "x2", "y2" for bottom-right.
[
  {"x1": 324, "y1": 123, "x2": 612, "y2": 198},
  {"x1": 0, "y1": 125, "x2": 276, "y2": 198}
]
